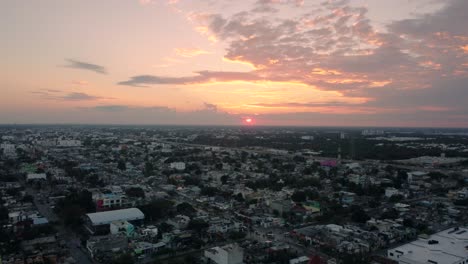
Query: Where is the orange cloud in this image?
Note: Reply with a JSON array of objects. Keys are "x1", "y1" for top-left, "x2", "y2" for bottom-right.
[
  {"x1": 461, "y1": 45, "x2": 468, "y2": 53},
  {"x1": 174, "y1": 48, "x2": 210, "y2": 57}
]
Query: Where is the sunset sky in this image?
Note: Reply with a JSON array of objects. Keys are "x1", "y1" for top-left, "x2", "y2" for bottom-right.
[{"x1": 2, "y1": 0, "x2": 467, "y2": 127}]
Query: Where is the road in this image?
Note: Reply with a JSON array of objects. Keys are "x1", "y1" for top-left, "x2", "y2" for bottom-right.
[{"x1": 26, "y1": 186, "x2": 94, "y2": 264}]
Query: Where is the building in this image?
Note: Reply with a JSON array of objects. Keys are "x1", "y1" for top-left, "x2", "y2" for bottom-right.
[
  {"x1": 26, "y1": 173, "x2": 47, "y2": 182},
  {"x1": 84, "y1": 208, "x2": 144, "y2": 235},
  {"x1": 0, "y1": 143, "x2": 16, "y2": 157},
  {"x1": 170, "y1": 162, "x2": 186, "y2": 171},
  {"x1": 110, "y1": 221, "x2": 135, "y2": 237},
  {"x1": 289, "y1": 256, "x2": 309, "y2": 264},
  {"x1": 204, "y1": 243, "x2": 244, "y2": 264},
  {"x1": 387, "y1": 227, "x2": 468, "y2": 264},
  {"x1": 57, "y1": 139, "x2": 82, "y2": 147},
  {"x1": 93, "y1": 192, "x2": 128, "y2": 211},
  {"x1": 361, "y1": 129, "x2": 384, "y2": 136},
  {"x1": 385, "y1": 187, "x2": 402, "y2": 198},
  {"x1": 270, "y1": 200, "x2": 292, "y2": 215},
  {"x1": 86, "y1": 235, "x2": 128, "y2": 258}
]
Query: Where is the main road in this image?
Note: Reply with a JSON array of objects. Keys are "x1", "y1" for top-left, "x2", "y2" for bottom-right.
[{"x1": 26, "y1": 186, "x2": 94, "y2": 264}]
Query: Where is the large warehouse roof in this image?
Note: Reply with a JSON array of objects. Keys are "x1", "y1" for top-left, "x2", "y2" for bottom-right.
[
  {"x1": 388, "y1": 227, "x2": 468, "y2": 264},
  {"x1": 86, "y1": 208, "x2": 144, "y2": 226}
]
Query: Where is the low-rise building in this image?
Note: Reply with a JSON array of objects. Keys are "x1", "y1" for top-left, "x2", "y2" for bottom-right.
[
  {"x1": 387, "y1": 227, "x2": 468, "y2": 264},
  {"x1": 204, "y1": 243, "x2": 244, "y2": 264},
  {"x1": 84, "y1": 208, "x2": 144, "y2": 235}
]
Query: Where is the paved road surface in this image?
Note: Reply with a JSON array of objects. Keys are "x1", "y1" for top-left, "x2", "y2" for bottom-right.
[{"x1": 26, "y1": 187, "x2": 94, "y2": 264}]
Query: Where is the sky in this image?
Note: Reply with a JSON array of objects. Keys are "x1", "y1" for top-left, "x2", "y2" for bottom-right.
[{"x1": 1, "y1": 0, "x2": 467, "y2": 127}]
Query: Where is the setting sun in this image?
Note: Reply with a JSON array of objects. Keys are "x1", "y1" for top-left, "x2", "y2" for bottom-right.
[{"x1": 243, "y1": 117, "x2": 255, "y2": 125}]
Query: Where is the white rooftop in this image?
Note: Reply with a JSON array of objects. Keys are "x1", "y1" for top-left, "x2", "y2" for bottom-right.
[
  {"x1": 388, "y1": 227, "x2": 468, "y2": 264},
  {"x1": 86, "y1": 208, "x2": 144, "y2": 226},
  {"x1": 26, "y1": 173, "x2": 47, "y2": 180}
]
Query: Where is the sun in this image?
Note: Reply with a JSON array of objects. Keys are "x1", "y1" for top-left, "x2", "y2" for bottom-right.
[{"x1": 243, "y1": 117, "x2": 255, "y2": 125}]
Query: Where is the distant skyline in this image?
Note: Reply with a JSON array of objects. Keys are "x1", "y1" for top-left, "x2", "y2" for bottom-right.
[{"x1": 2, "y1": 0, "x2": 467, "y2": 127}]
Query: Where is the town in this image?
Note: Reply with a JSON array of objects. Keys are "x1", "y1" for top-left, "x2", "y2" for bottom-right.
[{"x1": 1, "y1": 125, "x2": 467, "y2": 264}]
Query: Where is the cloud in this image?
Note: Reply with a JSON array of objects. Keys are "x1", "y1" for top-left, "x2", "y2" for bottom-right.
[
  {"x1": 123, "y1": 0, "x2": 468, "y2": 126},
  {"x1": 249, "y1": 101, "x2": 361, "y2": 108},
  {"x1": 389, "y1": 0, "x2": 468, "y2": 37},
  {"x1": 174, "y1": 48, "x2": 210, "y2": 57},
  {"x1": 92, "y1": 105, "x2": 172, "y2": 112},
  {"x1": 64, "y1": 59, "x2": 107, "y2": 74},
  {"x1": 31, "y1": 90, "x2": 109, "y2": 101},
  {"x1": 203, "y1": 102, "x2": 218, "y2": 111},
  {"x1": 71, "y1": 80, "x2": 89, "y2": 86},
  {"x1": 93, "y1": 105, "x2": 129, "y2": 112},
  {"x1": 118, "y1": 71, "x2": 262, "y2": 86},
  {"x1": 60, "y1": 92, "x2": 105, "y2": 101},
  {"x1": 77, "y1": 104, "x2": 238, "y2": 125}
]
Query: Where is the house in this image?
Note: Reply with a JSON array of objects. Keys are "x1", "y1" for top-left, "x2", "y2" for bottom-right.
[
  {"x1": 167, "y1": 215, "x2": 190, "y2": 229},
  {"x1": 289, "y1": 256, "x2": 309, "y2": 264},
  {"x1": 133, "y1": 241, "x2": 166, "y2": 256},
  {"x1": 170, "y1": 162, "x2": 186, "y2": 171},
  {"x1": 110, "y1": 221, "x2": 135, "y2": 237},
  {"x1": 26, "y1": 173, "x2": 47, "y2": 182},
  {"x1": 204, "y1": 243, "x2": 244, "y2": 264},
  {"x1": 86, "y1": 234, "x2": 128, "y2": 258},
  {"x1": 385, "y1": 188, "x2": 401, "y2": 198},
  {"x1": 84, "y1": 208, "x2": 144, "y2": 235},
  {"x1": 93, "y1": 192, "x2": 128, "y2": 211},
  {"x1": 270, "y1": 200, "x2": 292, "y2": 215}
]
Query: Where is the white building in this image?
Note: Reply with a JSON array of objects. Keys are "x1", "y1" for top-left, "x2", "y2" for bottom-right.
[
  {"x1": 57, "y1": 139, "x2": 82, "y2": 147},
  {"x1": 301, "y1": 135, "x2": 314, "y2": 140},
  {"x1": 289, "y1": 256, "x2": 309, "y2": 264},
  {"x1": 26, "y1": 173, "x2": 47, "y2": 181},
  {"x1": 385, "y1": 187, "x2": 401, "y2": 198},
  {"x1": 387, "y1": 227, "x2": 468, "y2": 264},
  {"x1": 93, "y1": 192, "x2": 127, "y2": 210},
  {"x1": 361, "y1": 129, "x2": 384, "y2": 136},
  {"x1": 204, "y1": 243, "x2": 243, "y2": 264},
  {"x1": 170, "y1": 162, "x2": 186, "y2": 171},
  {"x1": 0, "y1": 143, "x2": 16, "y2": 157}
]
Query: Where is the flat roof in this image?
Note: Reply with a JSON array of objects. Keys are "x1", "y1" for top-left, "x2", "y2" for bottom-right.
[
  {"x1": 86, "y1": 208, "x2": 144, "y2": 226},
  {"x1": 388, "y1": 227, "x2": 468, "y2": 264}
]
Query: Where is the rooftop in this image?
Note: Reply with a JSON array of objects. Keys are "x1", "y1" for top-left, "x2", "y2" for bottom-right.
[
  {"x1": 86, "y1": 208, "x2": 144, "y2": 226},
  {"x1": 388, "y1": 227, "x2": 468, "y2": 264}
]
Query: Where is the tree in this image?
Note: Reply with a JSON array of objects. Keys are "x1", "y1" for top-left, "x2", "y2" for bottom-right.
[
  {"x1": 381, "y1": 208, "x2": 399, "y2": 220},
  {"x1": 291, "y1": 191, "x2": 306, "y2": 203},
  {"x1": 125, "y1": 187, "x2": 145, "y2": 198},
  {"x1": 176, "y1": 202, "x2": 196, "y2": 216},
  {"x1": 305, "y1": 189, "x2": 319, "y2": 200},
  {"x1": 117, "y1": 160, "x2": 126, "y2": 171},
  {"x1": 22, "y1": 194, "x2": 34, "y2": 203},
  {"x1": 389, "y1": 194, "x2": 404, "y2": 203},
  {"x1": 0, "y1": 206, "x2": 9, "y2": 220},
  {"x1": 112, "y1": 253, "x2": 134, "y2": 264},
  {"x1": 403, "y1": 218, "x2": 415, "y2": 228},
  {"x1": 138, "y1": 199, "x2": 174, "y2": 222},
  {"x1": 55, "y1": 190, "x2": 95, "y2": 227},
  {"x1": 158, "y1": 222, "x2": 174, "y2": 233},
  {"x1": 220, "y1": 175, "x2": 229, "y2": 185},
  {"x1": 429, "y1": 171, "x2": 446, "y2": 181},
  {"x1": 201, "y1": 187, "x2": 218, "y2": 197},
  {"x1": 234, "y1": 193, "x2": 244, "y2": 202},
  {"x1": 144, "y1": 162, "x2": 154, "y2": 177},
  {"x1": 229, "y1": 231, "x2": 247, "y2": 240},
  {"x1": 187, "y1": 219, "x2": 209, "y2": 236},
  {"x1": 351, "y1": 206, "x2": 370, "y2": 223}
]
